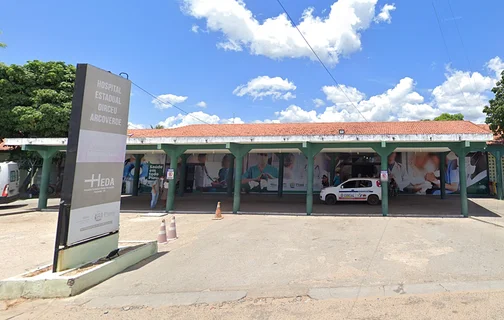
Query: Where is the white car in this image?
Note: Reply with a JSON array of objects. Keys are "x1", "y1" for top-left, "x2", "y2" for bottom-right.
[{"x1": 320, "y1": 178, "x2": 382, "y2": 205}]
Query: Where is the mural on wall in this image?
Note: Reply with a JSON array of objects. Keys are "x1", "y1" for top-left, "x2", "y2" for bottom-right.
[
  {"x1": 264, "y1": 153, "x2": 331, "y2": 192},
  {"x1": 123, "y1": 154, "x2": 166, "y2": 194},
  {"x1": 387, "y1": 151, "x2": 488, "y2": 195},
  {"x1": 187, "y1": 154, "x2": 232, "y2": 192}
]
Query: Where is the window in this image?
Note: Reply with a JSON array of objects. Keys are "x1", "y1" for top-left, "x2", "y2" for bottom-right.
[
  {"x1": 9, "y1": 170, "x2": 17, "y2": 183},
  {"x1": 356, "y1": 180, "x2": 372, "y2": 188},
  {"x1": 341, "y1": 181, "x2": 356, "y2": 189}
]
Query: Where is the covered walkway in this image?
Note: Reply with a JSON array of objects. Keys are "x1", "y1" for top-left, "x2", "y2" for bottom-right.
[
  {"x1": 120, "y1": 193, "x2": 500, "y2": 217},
  {"x1": 5, "y1": 120, "x2": 502, "y2": 217}
]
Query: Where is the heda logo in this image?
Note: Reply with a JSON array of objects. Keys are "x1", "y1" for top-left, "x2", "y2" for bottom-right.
[{"x1": 84, "y1": 174, "x2": 115, "y2": 190}]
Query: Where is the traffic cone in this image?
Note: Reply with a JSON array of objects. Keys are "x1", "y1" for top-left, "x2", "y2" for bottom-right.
[
  {"x1": 157, "y1": 219, "x2": 167, "y2": 244},
  {"x1": 167, "y1": 216, "x2": 178, "y2": 240},
  {"x1": 213, "y1": 201, "x2": 223, "y2": 220}
]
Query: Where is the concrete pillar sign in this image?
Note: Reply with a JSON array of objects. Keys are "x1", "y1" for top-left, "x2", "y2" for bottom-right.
[
  {"x1": 380, "y1": 159, "x2": 389, "y2": 217},
  {"x1": 53, "y1": 64, "x2": 131, "y2": 272}
]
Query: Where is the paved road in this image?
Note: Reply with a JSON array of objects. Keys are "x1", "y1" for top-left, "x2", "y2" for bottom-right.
[{"x1": 1, "y1": 202, "x2": 504, "y2": 319}]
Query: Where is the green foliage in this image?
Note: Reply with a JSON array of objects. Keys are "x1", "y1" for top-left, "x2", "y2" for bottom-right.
[
  {"x1": 0, "y1": 60, "x2": 76, "y2": 139},
  {"x1": 484, "y1": 71, "x2": 504, "y2": 139},
  {"x1": 150, "y1": 124, "x2": 165, "y2": 129},
  {"x1": 0, "y1": 30, "x2": 6, "y2": 48},
  {"x1": 433, "y1": 113, "x2": 464, "y2": 121}
]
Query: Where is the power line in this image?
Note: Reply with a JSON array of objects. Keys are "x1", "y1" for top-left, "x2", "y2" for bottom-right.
[
  {"x1": 446, "y1": 0, "x2": 477, "y2": 91},
  {"x1": 431, "y1": 1, "x2": 471, "y2": 107},
  {"x1": 274, "y1": 0, "x2": 369, "y2": 122},
  {"x1": 131, "y1": 81, "x2": 223, "y2": 127}
]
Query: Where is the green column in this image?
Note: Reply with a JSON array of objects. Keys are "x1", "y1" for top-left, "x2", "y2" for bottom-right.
[
  {"x1": 439, "y1": 152, "x2": 446, "y2": 199},
  {"x1": 458, "y1": 150, "x2": 468, "y2": 217},
  {"x1": 494, "y1": 151, "x2": 503, "y2": 200},
  {"x1": 278, "y1": 153, "x2": 284, "y2": 198},
  {"x1": 306, "y1": 154, "x2": 314, "y2": 215},
  {"x1": 38, "y1": 151, "x2": 56, "y2": 210},
  {"x1": 380, "y1": 159, "x2": 389, "y2": 217},
  {"x1": 233, "y1": 155, "x2": 243, "y2": 213},
  {"x1": 330, "y1": 153, "x2": 336, "y2": 185},
  {"x1": 178, "y1": 154, "x2": 189, "y2": 197},
  {"x1": 132, "y1": 154, "x2": 143, "y2": 196},
  {"x1": 227, "y1": 155, "x2": 234, "y2": 197},
  {"x1": 166, "y1": 151, "x2": 179, "y2": 212}
]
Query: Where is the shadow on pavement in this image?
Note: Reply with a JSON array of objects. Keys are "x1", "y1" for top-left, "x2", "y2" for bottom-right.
[{"x1": 119, "y1": 251, "x2": 169, "y2": 275}]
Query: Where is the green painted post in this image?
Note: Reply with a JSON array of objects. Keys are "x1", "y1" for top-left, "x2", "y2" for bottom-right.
[
  {"x1": 178, "y1": 154, "x2": 189, "y2": 197},
  {"x1": 439, "y1": 152, "x2": 446, "y2": 199},
  {"x1": 306, "y1": 154, "x2": 314, "y2": 215},
  {"x1": 278, "y1": 153, "x2": 284, "y2": 198},
  {"x1": 132, "y1": 154, "x2": 143, "y2": 196},
  {"x1": 38, "y1": 151, "x2": 56, "y2": 210},
  {"x1": 380, "y1": 158, "x2": 389, "y2": 217},
  {"x1": 495, "y1": 151, "x2": 503, "y2": 200},
  {"x1": 227, "y1": 154, "x2": 234, "y2": 197},
  {"x1": 329, "y1": 153, "x2": 336, "y2": 185},
  {"x1": 233, "y1": 155, "x2": 243, "y2": 213},
  {"x1": 166, "y1": 151, "x2": 179, "y2": 212},
  {"x1": 458, "y1": 150, "x2": 468, "y2": 217}
]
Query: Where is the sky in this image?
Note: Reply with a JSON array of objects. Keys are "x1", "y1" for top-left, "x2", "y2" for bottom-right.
[{"x1": 0, "y1": 0, "x2": 503, "y2": 129}]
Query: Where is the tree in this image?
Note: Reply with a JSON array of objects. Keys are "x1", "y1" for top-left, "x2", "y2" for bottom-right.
[
  {"x1": 484, "y1": 71, "x2": 504, "y2": 139},
  {"x1": 433, "y1": 113, "x2": 464, "y2": 121},
  {"x1": 0, "y1": 30, "x2": 6, "y2": 48},
  {"x1": 0, "y1": 60, "x2": 76, "y2": 139},
  {"x1": 150, "y1": 124, "x2": 165, "y2": 129}
]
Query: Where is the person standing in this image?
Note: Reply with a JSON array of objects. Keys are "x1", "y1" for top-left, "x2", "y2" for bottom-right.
[{"x1": 150, "y1": 178, "x2": 160, "y2": 209}]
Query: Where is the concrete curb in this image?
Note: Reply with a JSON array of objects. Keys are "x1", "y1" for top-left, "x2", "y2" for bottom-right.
[{"x1": 0, "y1": 241, "x2": 158, "y2": 299}]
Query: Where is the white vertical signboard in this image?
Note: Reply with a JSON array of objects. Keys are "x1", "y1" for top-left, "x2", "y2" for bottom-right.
[{"x1": 62, "y1": 64, "x2": 131, "y2": 245}]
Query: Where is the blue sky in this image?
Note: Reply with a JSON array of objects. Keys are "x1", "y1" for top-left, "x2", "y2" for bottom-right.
[{"x1": 0, "y1": 0, "x2": 503, "y2": 128}]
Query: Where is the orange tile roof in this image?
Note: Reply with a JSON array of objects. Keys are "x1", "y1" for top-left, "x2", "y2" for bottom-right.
[{"x1": 128, "y1": 121, "x2": 491, "y2": 138}]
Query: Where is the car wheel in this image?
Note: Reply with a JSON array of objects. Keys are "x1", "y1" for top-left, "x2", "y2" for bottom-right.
[
  {"x1": 325, "y1": 194, "x2": 337, "y2": 205},
  {"x1": 367, "y1": 194, "x2": 380, "y2": 205}
]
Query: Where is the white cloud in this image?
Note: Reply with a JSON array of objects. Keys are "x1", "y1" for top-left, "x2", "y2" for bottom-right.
[
  {"x1": 322, "y1": 84, "x2": 365, "y2": 105},
  {"x1": 313, "y1": 98, "x2": 325, "y2": 108},
  {"x1": 374, "y1": 3, "x2": 396, "y2": 23},
  {"x1": 233, "y1": 76, "x2": 296, "y2": 100},
  {"x1": 487, "y1": 56, "x2": 504, "y2": 79},
  {"x1": 128, "y1": 122, "x2": 145, "y2": 129},
  {"x1": 217, "y1": 39, "x2": 243, "y2": 51},
  {"x1": 182, "y1": 0, "x2": 395, "y2": 65},
  {"x1": 153, "y1": 94, "x2": 188, "y2": 109},
  {"x1": 431, "y1": 66, "x2": 496, "y2": 122},
  {"x1": 158, "y1": 112, "x2": 245, "y2": 128},
  {"x1": 275, "y1": 105, "x2": 318, "y2": 122},
  {"x1": 266, "y1": 56, "x2": 502, "y2": 124},
  {"x1": 220, "y1": 117, "x2": 245, "y2": 124},
  {"x1": 196, "y1": 101, "x2": 207, "y2": 108},
  {"x1": 191, "y1": 25, "x2": 200, "y2": 33}
]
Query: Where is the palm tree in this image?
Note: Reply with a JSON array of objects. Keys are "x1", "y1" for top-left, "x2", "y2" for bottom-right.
[{"x1": 150, "y1": 124, "x2": 165, "y2": 129}]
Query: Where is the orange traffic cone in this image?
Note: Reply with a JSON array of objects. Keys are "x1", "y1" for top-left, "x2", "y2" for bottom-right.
[
  {"x1": 166, "y1": 216, "x2": 178, "y2": 240},
  {"x1": 213, "y1": 201, "x2": 223, "y2": 220},
  {"x1": 158, "y1": 219, "x2": 167, "y2": 244}
]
